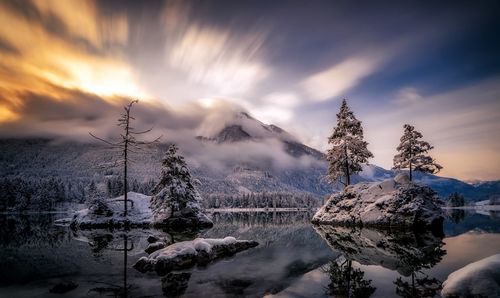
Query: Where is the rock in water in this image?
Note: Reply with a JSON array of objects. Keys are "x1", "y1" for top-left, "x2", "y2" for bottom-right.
[
  {"x1": 312, "y1": 173, "x2": 444, "y2": 230},
  {"x1": 145, "y1": 241, "x2": 167, "y2": 254},
  {"x1": 133, "y1": 237, "x2": 259, "y2": 275},
  {"x1": 147, "y1": 235, "x2": 160, "y2": 243},
  {"x1": 442, "y1": 254, "x2": 500, "y2": 297}
]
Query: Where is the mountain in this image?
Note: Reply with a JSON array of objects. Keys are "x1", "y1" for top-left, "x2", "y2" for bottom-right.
[
  {"x1": 196, "y1": 111, "x2": 324, "y2": 159},
  {"x1": 0, "y1": 111, "x2": 498, "y2": 204}
]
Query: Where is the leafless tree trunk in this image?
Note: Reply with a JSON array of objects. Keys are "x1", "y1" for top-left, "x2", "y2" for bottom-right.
[{"x1": 90, "y1": 100, "x2": 161, "y2": 217}]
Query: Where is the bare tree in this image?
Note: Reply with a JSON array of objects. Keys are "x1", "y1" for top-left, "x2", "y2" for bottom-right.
[{"x1": 90, "y1": 100, "x2": 161, "y2": 217}]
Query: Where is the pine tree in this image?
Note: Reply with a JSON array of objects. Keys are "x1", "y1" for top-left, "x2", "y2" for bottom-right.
[
  {"x1": 446, "y1": 192, "x2": 465, "y2": 207},
  {"x1": 150, "y1": 144, "x2": 203, "y2": 223},
  {"x1": 86, "y1": 181, "x2": 112, "y2": 216},
  {"x1": 326, "y1": 99, "x2": 373, "y2": 187},
  {"x1": 393, "y1": 124, "x2": 442, "y2": 181}
]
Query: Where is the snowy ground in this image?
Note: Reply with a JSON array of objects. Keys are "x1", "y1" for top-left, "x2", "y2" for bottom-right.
[
  {"x1": 65, "y1": 191, "x2": 213, "y2": 229},
  {"x1": 67, "y1": 192, "x2": 154, "y2": 229},
  {"x1": 442, "y1": 253, "x2": 500, "y2": 297},
  {"x1": 206, "y1": 207, "x2": 316, "y2": 212}
]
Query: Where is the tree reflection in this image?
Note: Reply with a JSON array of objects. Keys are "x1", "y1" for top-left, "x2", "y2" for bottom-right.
[
  {"x1": 323, "y1": 258, "x2": 376, "y2": 298},
  {"x1": 444, "y1": 209, "x2": 467, "y2": 224},
  {"x1": 314, "y1": 224, "x2": 447, "y2": 298},
  {"x1": 394, "y1": 273, "x2": 441, "y2": 298},
  {"x1": 161, "y1": 272, "x2": 191, "y2": 297},
  {"x1": 84, "y1": 233, "x2": 135, "y2": 298},
  {"x1": 313, "y1": 225, "x2": 446, "y2": 276}
]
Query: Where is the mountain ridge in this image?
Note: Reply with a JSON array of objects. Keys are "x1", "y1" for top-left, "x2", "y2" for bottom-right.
[{"x1": 0, "y1": 111, "x2": 498, "y2": 203}]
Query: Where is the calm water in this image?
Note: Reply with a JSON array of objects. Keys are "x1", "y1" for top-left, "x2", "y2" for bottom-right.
[{"x1": 0, "y1": 209, "x2": 499, "y2": 297}]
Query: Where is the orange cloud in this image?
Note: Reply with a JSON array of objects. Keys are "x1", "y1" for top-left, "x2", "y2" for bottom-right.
[{"x1": 0, "y1": 0, "x2": 146, "y2": 124}]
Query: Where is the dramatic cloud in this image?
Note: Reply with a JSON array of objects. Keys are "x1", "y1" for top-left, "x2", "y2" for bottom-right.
[
  {"x1": 302, "y1": 55, "x2": 382, "y2": 101},
  {"x1": 0, "y1": 0, "x2": 499, "y2": 180}
]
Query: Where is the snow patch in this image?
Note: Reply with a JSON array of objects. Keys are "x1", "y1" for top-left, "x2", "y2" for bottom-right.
[
  {"x1": 134, "y1": 237, "x2": 258, "y2": 275},
  {"x1": 442, "y1": 254, "x2": 500, "y2": 297}
]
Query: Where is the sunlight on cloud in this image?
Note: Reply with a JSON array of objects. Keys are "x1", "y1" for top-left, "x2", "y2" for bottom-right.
[
  {"x1": 162, "y1": 1, "x2": 269, "y2": 97},
  {"x1": 252, "y1": 105, "x2": 294, "y2": 124},
  {"x1": 392, "y1": 87, "x2": 422, "y2": 105},
  {"x1": 0, "y1": 0, "x2": 147, "y2": 123},
  {"x1": 51, "y1": 56, "x2": 148, "y2": 99},
  {"x1": 31, "y1": 0, "x2": 128, "y2": 49},
  {"x1": 262, "y1": 92, "x2": 301, "y2": 108},
  {"x1": 165, "y1": 23, "x2": 268, "y2": 96},
  {"x1": 302, "y1": 56, "x2": 380, "y2": 101}
]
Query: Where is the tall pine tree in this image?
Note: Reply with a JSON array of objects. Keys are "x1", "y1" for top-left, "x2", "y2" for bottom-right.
[
  {"x1": 327, "y1": 99, "x2": 373, "y2": 187},
  {"x1": 393, "y1": 124, "x2": 442, "y2": 181}
]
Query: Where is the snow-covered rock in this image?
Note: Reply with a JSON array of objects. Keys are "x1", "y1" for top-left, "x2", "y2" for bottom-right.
[
  {"x1": 133, "y1": 237, "x2": 259, "y2": 275},
  {"x1": 145, "y1": 241, "x2": 167, "y2": 254},
  {"x1": 69, "y1": 190, "x2": 212, "y2": 230},
  {"x1": 312, "y1": 174, "x2": 444, "y2": 230},
  {"x1": 313, "y1": 225, "x2": 445, "y2": 276},
  {"x1": 441, "y1": 254, "x2": 500, "y2": 298},
  {"x1": 70, "y1": 192, "x2": 153, "y2": 229}
]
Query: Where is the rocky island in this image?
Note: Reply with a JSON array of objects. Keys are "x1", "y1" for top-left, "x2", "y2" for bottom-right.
[{"x1": 312, "y1": 173, "x2": 444, "y2": 231}]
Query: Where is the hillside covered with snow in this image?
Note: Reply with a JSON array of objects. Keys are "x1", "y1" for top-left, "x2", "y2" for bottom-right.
[{"x1": 1, "y1": 111, "x2": 498, "y2": 209}]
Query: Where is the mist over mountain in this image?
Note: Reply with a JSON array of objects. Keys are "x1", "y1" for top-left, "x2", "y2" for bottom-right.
[{"x1": 1, "y1": 110, "x2": 498, "y2": 203}]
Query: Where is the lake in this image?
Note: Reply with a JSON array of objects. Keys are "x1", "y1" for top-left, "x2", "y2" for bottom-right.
[{"x1": 1, "y1": 209, "x2": 499, "y2": 297}]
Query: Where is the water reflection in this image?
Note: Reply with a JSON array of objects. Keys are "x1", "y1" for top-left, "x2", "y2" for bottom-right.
[
  {"x1": 162, "y1": 272, "x2": 191, "y2": 297},
  {"x1": 71, "y1": 228, "x2": 199, "y2": 297},
  {"x1": 393, "y1": 272, "x2": 441, "y2": 298},
  {"x1": 444, "y1": 208, "x2": 468, "y2": 224},
  {"x1": 314, "y1": 225, "x2": 446, "y2": 276},
  {"x1": 1, "y1": 210, "x2": 499, "y2": 297},
  {"x1": 314, "y1": 225, "x2": 446, "y2": 297},
  {"x1": 72, "y1": 232, "x2": 135, "y2": 298},
  {"x1": 323, "y1": 258, "x2": 376, "y2": 298}
]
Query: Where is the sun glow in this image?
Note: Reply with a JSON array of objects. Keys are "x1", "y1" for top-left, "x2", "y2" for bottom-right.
[{"x1": 0, "y1": 0, "x2": 151, "y2": 124}]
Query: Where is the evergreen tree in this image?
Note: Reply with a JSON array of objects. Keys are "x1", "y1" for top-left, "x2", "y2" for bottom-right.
[
  {"x1": 393, "y1": 124, "x2": 442, "y2": 181},
  {"x1": 150, "y1": 144, "x2": 203, "y2": 222},
  {"x1": 326, "y1": 99, "x2": 373, "y2": 187},
  {"x1": 86, "y1": 181, "x2": 112, "y2": 216},
  {"x1": 446, "y1": 192, "x2": 465, "y2": 207}
]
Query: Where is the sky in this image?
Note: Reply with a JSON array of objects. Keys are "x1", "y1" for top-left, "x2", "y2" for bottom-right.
[{"x1": 0, "y1": 0, "x2": 499, "y2": 181}]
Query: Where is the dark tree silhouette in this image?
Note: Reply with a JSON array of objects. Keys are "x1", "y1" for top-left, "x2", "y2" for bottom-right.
[
  {"x1": 90, "y1": 100, "x2": 161, "y2": 217},
  {"x1": 323, "y1": 259, "x2": 376, "y2": 298}
]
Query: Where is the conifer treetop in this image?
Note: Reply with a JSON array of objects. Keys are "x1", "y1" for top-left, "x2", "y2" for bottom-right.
[
  {"x1": 393, "y1": 124, "x2": 442, "y2": 179},
  {"x1": 326, "y1": 99, "x2": 373, "y2": 186}
]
